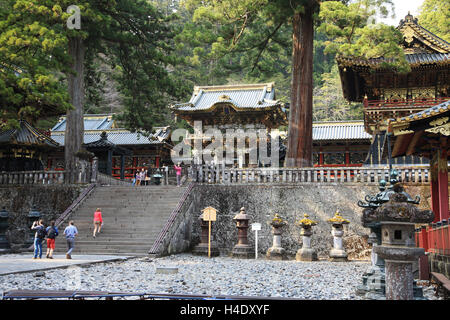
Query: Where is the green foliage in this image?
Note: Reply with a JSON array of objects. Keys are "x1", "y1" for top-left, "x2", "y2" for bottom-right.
[
  {"x1": 313, "y1": 64, "x2": 363, "y2": 121},
  {"x1": 318, "y1": 0, "x2": 409, "y2": 72},
  {"x1": 1, "y1": 0, "x2": 186, "y2": 133},
  {"x1": 418, "y1": 0, "x2": 450, "y2": 42},
  {"x1": 0, "y1": 0, "x2": 70, "y2": 129}
]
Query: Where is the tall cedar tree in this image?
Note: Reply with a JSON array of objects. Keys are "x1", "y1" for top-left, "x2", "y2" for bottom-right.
[
  {"x1": 184, "y1": 0, "x2": 405, "y2": 167},
  {"x1": 2, "y1": 1, "x2": 181, "y2": 182}
]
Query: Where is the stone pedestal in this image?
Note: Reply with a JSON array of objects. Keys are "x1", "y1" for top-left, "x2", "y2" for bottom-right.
[
  {"x1": 266, "y1": 216, "x2": 287, "y2": 260},
  {"x1": 375, "y1": 245, "x2": 424, "y2": 300},
  {"x1": 328, "y1": 224, "x2": 348, "y2": 261},
  {"x1": 231, "y1": 207, "x2": 253, "y2": 259},
  {"x1": 192, "y1": 215, "x2": 219, "y2": 257},
  {"x1": 356, "y1": 226, "x2": 386, "y2": 299},
  {"x1": 296, "y1": 227, "x2": 318, "y2": 261},
  {"x1": 0, "y1": 207, "x2": 9, "y2": 249}
]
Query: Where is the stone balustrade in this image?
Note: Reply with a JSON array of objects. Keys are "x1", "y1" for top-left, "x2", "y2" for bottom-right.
[
  {"x1": 0, "y1": 170, "x2": 89, "y2": 185},
  {"x1": 189, "y1": 165, "x2": 429, "y2": 185}
]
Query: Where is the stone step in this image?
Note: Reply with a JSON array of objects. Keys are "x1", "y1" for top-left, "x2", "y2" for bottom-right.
[{"x1": 54, "y1": 184, "x2": 186, "y2": 255}]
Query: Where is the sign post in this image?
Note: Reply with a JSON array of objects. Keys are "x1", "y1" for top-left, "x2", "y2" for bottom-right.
[
  {"x1": 202, "y1": 207, "x2": 217, "y2": 258},
  {"x1": 251, "y1": 223, "x2": 261, "y2": 260}
]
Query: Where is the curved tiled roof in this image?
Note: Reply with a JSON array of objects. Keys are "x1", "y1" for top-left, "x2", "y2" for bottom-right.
[
  {"x1": 51, "y1": 114, "x2": 116, "y2": 131},
  {"x1": 389, "y1": 100, "x2": 450, "y2": 125},
  {"x1": 0, "y1": 120, "x2": 59, "y2": 147},
  {"x1": 312, "y1": 121, "x2": 372, "y2": 141},
  {"x1": 171, "y1": 83, "x2": 283, "y2": 112},
  {"x1": 51, "y1": 127, "x2": 171, "y2": 146}
]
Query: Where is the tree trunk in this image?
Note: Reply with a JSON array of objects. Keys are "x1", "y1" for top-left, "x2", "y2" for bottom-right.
[
  {"x1": 65, "y1": 36, "x2": 85, "y2": 183},
  {"x1": 285, "y1": 5, "x2": 315, "y2": 167}
]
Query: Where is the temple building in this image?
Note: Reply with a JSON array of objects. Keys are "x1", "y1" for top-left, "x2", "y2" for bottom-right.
[
  {"x1": 312, "y1": 121, "x2": 371, "y2": 167},
  {"x1": 0, "y1": 120, "x2": 59, "y2": 171},
  {"x1": 337, "y1": 13, "x2": 449, "y2": 166},
  {"x1": 49, "y1": 114, "x2": 172, "y2": 180},
  {"x1": 170, "y1": 83, "x2": 288, "y2": 167},
  {"x1": 170, "y1": 83, "x2": 288, "y2": 130}
]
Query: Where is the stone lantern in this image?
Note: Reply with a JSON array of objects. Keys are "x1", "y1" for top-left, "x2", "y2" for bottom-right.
[
  {"x1": 27, "y1": 206, "x2": 41, "y2": 246},
  {"x1": 327, "y1": 210, "x2": 350, "y2": 262},
  {"x1": 295, "y1": 214, "x2": 318, "y2": 261},
  {"x1": 266, "y1": 214, "x2": 287, "y2": 260},
  {"x1": 0, "y1": 207, "x2": 10, "y2": 249},
  {"x1": 231, "y1": 207, "x2": 252, "y2": 258},
  {"x1": 192, "y1": 211, "x2": 220, "y2": 257},
  {"x1": 362, "y1": 183, "x2": 434, "y2": 300}
]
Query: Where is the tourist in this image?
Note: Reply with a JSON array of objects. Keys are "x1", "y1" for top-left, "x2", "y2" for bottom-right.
[
  {"x1": 135, "y1": 170, "x2": 141, "y2": 186},
  {"x1": 45, "y1": 220, "x2": 58, "y2": 259},
  {"x1": 64, "y1": 220, "x2": 78, "y2": 259},
  {"x1": 31, "y1": 219, "x2": 46, "y2": 259},
  {"x1": 140, "y1": 168, "x2": 146, "y2": 186},
  {"x1": 93, "y1": 208, "x2": 103, "y2": 238},
  {"x1": 174, "y1": 162, "x2": 182, "y2": 187}
]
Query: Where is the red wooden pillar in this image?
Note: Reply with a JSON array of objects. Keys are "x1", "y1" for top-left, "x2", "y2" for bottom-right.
[
  {"x1": 345, "y1": 151, "x2": 350, "y2": 166},
  {"x1": 156, "y1": 157, "x2": 160, "y2": 168},
  {"x1": 437, "y1": 148, "x2": 449, "y2": 222},
  {"x1": 430, "y1": 154, "x2": 440, "y2": 223},
  {"x1": 420, "y1": 226, "x2": 429, "y2": 252},
  {"x1": 319, "y1": 150, "x2": 324, "y2": 166}
]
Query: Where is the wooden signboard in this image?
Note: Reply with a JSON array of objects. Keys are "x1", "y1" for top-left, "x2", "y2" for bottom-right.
[
  {"x1": 202, "y1": 206, "x2": 217, "y2": 221},
  {"x1": 202, "y1": 206, "x2": 217, "y2": 257}
]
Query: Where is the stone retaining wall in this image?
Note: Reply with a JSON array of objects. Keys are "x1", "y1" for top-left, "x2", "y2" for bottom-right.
[
  {"x1": 186, "y1": 183, "x2": 431, "y2": 259},
  {"x1": 0, "y1": 185, "x2": 84, "y2": 252}
]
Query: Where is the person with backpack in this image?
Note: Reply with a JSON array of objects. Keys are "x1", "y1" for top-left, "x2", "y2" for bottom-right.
[
  {"x1": 45, "y1": 220, "x2": 59, "y2": 259},
  {"x1": 31, "y1": 219, "x2": 46, "y2": 259}
]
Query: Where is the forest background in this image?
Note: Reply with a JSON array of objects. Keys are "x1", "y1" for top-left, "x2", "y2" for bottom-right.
[{"x1": 0, "y1": 0, "x2": 448, "y2": 133}]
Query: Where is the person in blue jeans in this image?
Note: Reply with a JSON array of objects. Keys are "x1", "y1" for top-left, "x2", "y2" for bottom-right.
[
  {"x1": 64, "y1": 220, "x2": 78, "y2": 259},
  {"x1": 31, "y1": 220, "x2": 46, "y2": 259}
]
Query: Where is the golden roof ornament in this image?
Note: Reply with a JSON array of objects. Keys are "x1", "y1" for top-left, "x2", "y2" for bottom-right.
[
  {"x1": 296, "y1": 213, "x2": 318, "y2": 227},
  {"x1": 327, "y1": 210, "x2": 350, "y2": 225}
]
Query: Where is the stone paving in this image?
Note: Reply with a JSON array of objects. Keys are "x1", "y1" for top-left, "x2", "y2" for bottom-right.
[
  {"x1": 0, "y1": 253, "x2": 440, "y2": 300},
  {"x1": 0, "y1": 254, "x2": 130, "y2": 276}
]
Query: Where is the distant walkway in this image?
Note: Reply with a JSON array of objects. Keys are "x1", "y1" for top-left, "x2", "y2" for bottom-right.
[{"x1": 0, "y1": 254, "x2": 131, "y2": 276}]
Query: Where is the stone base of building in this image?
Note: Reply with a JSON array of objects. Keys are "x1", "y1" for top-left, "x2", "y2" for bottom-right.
[
  {"x1": 329, "y1": 249, "x2": 348, "y2": 262},
  {"x1": 192, "y1": 243, "x2": 220, "y2": 257},
  {"x1": 266, "y1": 247, "x2": 288, "y2": 260},
  {"x1": 231, "y1": 244, "x2": 253, "y2": 259},
  {"x1": 295, "y1": 248, "x2": 318, "y2": 262}
]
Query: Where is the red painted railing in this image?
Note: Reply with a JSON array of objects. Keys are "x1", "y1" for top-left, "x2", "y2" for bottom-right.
[{"x1": 416, "y1": 221, "x2": 450, "y2": 256}]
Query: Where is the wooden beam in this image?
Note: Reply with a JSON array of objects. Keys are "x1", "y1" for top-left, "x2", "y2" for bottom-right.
[{"x1": 406, "y1": 131, "x2": 424, "y2": 156}]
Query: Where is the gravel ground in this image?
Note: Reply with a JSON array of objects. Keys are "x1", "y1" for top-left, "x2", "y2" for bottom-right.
[{"x1": 0, "y1": 254, "x2": 440, "y2": 300}]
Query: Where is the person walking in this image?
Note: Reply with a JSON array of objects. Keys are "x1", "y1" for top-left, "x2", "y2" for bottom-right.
[
  {"x1": 135, "y1": 170, "x2": 141, "y2": 186},
  {"x1": 64, "y1": 220, "x2": 78, "y2": 259},
  {"x1": 45, "y1": 220, "x2": 58, "y2": 259},
  {"x1": 174, "y1": 163, "x2": 182, "y2": 187},
  {"x1": 93, "y1": 208, "x2": 103, "y2": 238},
  {"x1": 31, "y1": 219, "x2": 46, "y2": 259}
]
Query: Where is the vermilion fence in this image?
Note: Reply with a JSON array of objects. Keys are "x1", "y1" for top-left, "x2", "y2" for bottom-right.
[{"x1": 416, "y1": 221, "x2": 450, "y2": 255}]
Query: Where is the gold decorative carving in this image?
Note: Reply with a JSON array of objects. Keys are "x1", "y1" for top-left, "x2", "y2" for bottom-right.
[
  {"x1": 384, "y1": 88, "x2": 407, "y2": 101},
  {"x1": 425, "y1": 123, "x2": 450, "y2": 136},
  {"x1": 429, "y1": 117, "x2": 449, "y2": 127},
  {"x1": 393, "y1": 123, "x2": 413, "y2": 135}
]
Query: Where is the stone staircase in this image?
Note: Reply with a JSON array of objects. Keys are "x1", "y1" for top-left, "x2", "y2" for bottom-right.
[{"x1": 54, "y1": 185, "x2": 186, "y2": 256}]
